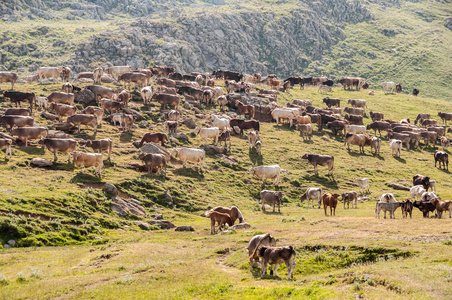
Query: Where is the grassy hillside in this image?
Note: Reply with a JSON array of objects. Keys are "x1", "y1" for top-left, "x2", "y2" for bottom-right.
[{"x1": 0, "y1": 78, "x2": 452, "y2": 298}]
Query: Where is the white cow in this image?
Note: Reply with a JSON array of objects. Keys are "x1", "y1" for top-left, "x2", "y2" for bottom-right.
[
  {"x1": 299, "y1": 187, "x2": 323, "y2": 208},
  {"x1": 390, "y1": 139, "x2": 402, "y2": 157},
  {"x1": 36, "y1": 97, "x2": 49, "y2": 110},
  {"x1": 171, "y1": 147, "x2": 205, "y2": 170},
  {"x1": 345, "y1": 125, "x2": 366, "y2": 135},
  {"x1": 410, "y1": 185, "x2": 426, "y2": 200},
  {"x1": 420, "y1": 192, "x2": 438, "y2": 202},
  {"x1": 271, "y1": 109, "x2": 295, "y2": 127},
  {"x1": 193, "y1": 126, "x2": 220, "y2": 145},
  {"x1": 248, "y1": 131, "x2": 260, "y2": 148},
  {"x1": 353, "y1": 178, "x2": 370, "y2": 194},
  {"x1": 379, "y1": 193, "x2": 396, "y2": 203},
  {"x1": 140, "y1": 86, "x2": 154, "y2": 104},
  {"x1": 381, "y1": 82, "x2": 395, "y2": 94},
  {"x1": 210, "y1": 115, "x2": 229, "y2": 130},
  {"x1": 248, "y1": 165, "x2": 281, "y2": 186}
]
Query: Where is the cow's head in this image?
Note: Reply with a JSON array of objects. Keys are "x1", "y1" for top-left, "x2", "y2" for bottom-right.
[
  {"x1": 247, "y1": 167, "x2": 255, "y2": 175},
  {"x1": 301, "y1": 153, "x2": 309, "y2": 160}
]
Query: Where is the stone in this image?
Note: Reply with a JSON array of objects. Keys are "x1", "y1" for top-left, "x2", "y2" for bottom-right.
[
  {"x1": 148, "y1": 220, "x2": 176, "y2": 229},
  {"x1": 30, "y1": 158, "x2": 53, "y2": 167},
  {"x1": 111, "y1": 197, "x2": 146, "y2": 217},
  {"x1": 175, "y1": 225, "x2": 194, "y2": 232},
  {"x1": 3, "y1": 244, "x2": 11, "y2": 249},
  {"x1": 102, "y1": 183, "x2": 118, "y2": 196},
  {"x1": 229, "y1": 223, "x2": 251, "y2": 230},
  {"x1": 182, "y1": 118, "x2": 197, "y2": 129},
  {"x1": 7, "y1": 240, "x2": 16, "y2": 247},
  {"x1": 150, "y1": 213, "x2": 163, "y2": 220},
  {"x1": 74, "y1": 88, "x2": 96, "y2": 105},
  {"x1": 134, "y1": 221, "x2": 150, "y2": 230},
  {"x1": 171, "y1": 132, "x2": 189, "y2": 140},
  {"x1": 163, "y1": 191, "x2": 173, "y2": 205},
  {"x1": 141, "y1": 142, "x2": 171, "y2": 161}
]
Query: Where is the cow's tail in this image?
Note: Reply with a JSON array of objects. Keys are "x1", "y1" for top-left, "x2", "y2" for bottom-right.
[
  {"x1": 233, "y1": 206, "x2": 245, "y2": 223},
  {"x1": 250, "y1": 233, "x2": 271, "y2": 259}
]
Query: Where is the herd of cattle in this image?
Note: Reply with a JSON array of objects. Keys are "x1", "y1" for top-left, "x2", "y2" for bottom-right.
[{"x1": 0, "y1": 65, "x2": 450, "y2": 279}]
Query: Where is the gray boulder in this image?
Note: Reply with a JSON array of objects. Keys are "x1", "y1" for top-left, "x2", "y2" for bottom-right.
[
  {"x1": 175, "y1": 225, "x2": 195, "y2": 232},
  {"x1": 148, "y1": 220, "x2": 176, "y2": 229},
  {"x1": 30, "y1": 158, "x2": 52, "y2": 167},
  {"x1": 140, "y1": 142, "x2": 171, "y2": 161},
  {"x1": 111, "y1": 197, "x2": 145, "y2": 217},
  {"x1": 103, "y1": 183, "x2": 118, "y2": 196}
]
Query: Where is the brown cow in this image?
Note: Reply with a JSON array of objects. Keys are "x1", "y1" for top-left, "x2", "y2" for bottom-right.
[
  {"x1": 322, "y1": 193, "x2": 340, "y2": 216},
  {"x1": 151, "y1": 93, "x2": 180, "y2": 110},
  {"x1": 85, "y1": 85, "x2": 116, "y2": 101},
  {"x1": 72, "y1": 152, "x2": 103, "y2": 176},
  {"x1": 39, "y1": 138, "x2": 77, "y2": 162},
  {"x1": 118, "y1": 72, "x2": 148, "y2": 89},
  {"x1": 0, "y1": 115, "x2": 34, "y2": 132},
  {"x1": 413, "y1": 174, "x2": 430, "y2": 190},
  {"x1": 93, "y1": 67, "x2": 103, "y2": 84},
  {"x1": 341, "y1": 191, "x2": 358, "y2": 209},
  {"x1": 47, "y1": 92, "x2": 74, "y2": 106},
  {"x1": 257, "y1": 246, "x2": 296, "y2": 279},
  {"x1": 80, "y1": 106, "x2": 104, "y2": 125},
  {"x1": 387, "y1": 131, "x2": 411, "y2": 149},
  {"x1": 100, "y1": 99, "x2": 125, "y2": 115},
  {"x1": 49, "y1": 103, "x2": 77, "y2": 121},
  {"x1": 301, "y1": 153, "x2": 334, "y2": 175},
  {"x1": 326, "y1": 120, "x2": 347, "y2": 136},
  {"x1": 139, "y1": 132, "x2": 168, "y2": 147},
  {"x1": 138, "y1": 153, "x2": 167, "y2": 175},
  {"x1": 11, "y1": 126, "x2": 47, "y2": 147},
  {"x1": 67, "y1": 114, "x2": 98, "y2": 134},
  {"x1": 116, "y1": 90, "x2": 131, "y2": 107},
  {"x1": 434, "y1": 150, "x2": 449, "y2": 170},
  {"x1": 206, "y1": 210, "x2": 233, "y2": 234},
  {"x1": 369, "y1": 111, "x2": 384, "y2": 122},
  {"x1": 84, "y1": 139, "x2": 113, "y2": 161},
  {"x1": 400, "y1": 199, "x2": 413, "y2": 219},
  {"x1": 420, "y1": 131, "x2": 437, "y2": 146},
  {"x1": 430, "y1": 198, "x2": 452, "y2": 219},
  {"x1": 157, "y1": 78, "x2": 176, "y2": 88},
  {"x1": 61, "y1": 67, "x2": 71, "y2": 81},
  {"x1": 345, "y1": 133, "x2": 372, "y2": 153},
  {"x1": 3, "y1": 108, "x2": 30, "y2": 116},
  {"x1": 296, "y1": 123, "x2": 312, "y2": 140},
  {"x1": 3, "y1": 91, "x2": 35, "y2": 112},
  {"x1": 322, "y1": 97, "x2": 340, "y2": 108},
  {"x1": 0, "y1": 72, "x2": 19, "y2": 90},
  {"x1": 164, "y1": 121, "x2": 178, "y2": 134},
  {"x1": 344, "y1": 114, "x2": 363, "y2": 125},
  {"x1": 236, "y1": 101, "x2": 255, "y2": 119}
]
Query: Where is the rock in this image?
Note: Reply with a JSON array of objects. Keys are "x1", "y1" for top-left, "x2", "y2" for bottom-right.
[
  {"x1": 30, "y1": 158, "x2": 53, "y2": 167},
  {"x1": 171, "y1": 132, "x2": 189, "y2": 140},
  {"x1": 183, "y1": 118, "x2": 197, "y2": 129},
  {"x1": 387, "y1": 182, "x2": 410, "y2": 191},
  {"x1": 150, "y1": 213, "x2": 163, "y2": 220},
  {"x1": 123, "y1": 108, "x2": 143, "y2": 120},
  {"x1": 77, "y1": 78, "x2": 94, "y2": 83},
  {"x1": 175, "y1": 225, "x2": 194, "y2": 232},
  {"x1": 102, "y1": 183, "x2": 118, "y2": 196},
  {"x1": 111, "y1": 197, "x2": 146, "y2": 217},
  {"x1": 48, "y1": 122, "x2": 77, "y2": 132},
  {"x1": 7, "y1": 240, "x2": 16, "y2": 247},
  {"x1": 201, "y1": 144, "x2": 227, "y2": 154},
  {"x1": 74, "y1": 88, "x2": 96, "y2": 105},
  {"x1": 321, "y1": 136, "x2": 329, "y2": 141},
  {"x1": 134, "y1": 221, "x2": 150, "y2": 230},
  {"x1": 148, "y1": 219, "x2": 176, "y2": 229},
  {"x1": 163, "y1": 190, "x2": 173, "y2": 205},
  {"x1": 41, "y1": 111, "x2": 59, "y2": 121},
  {"x1": 47, "y1": 130, "x2": 72, "y2": 139},
  {"x1": 139, "y1": 120, "x2": 151, "y2": 128},
  {"x1": 3, "y1": 244, "x2": 11, "y2": 249},
  {"x1": 229, "y1": 223, "x2": 251, "y2": 230},
  {"x1": 141, "y1": 142, "x2": 171, "y2": 161}
]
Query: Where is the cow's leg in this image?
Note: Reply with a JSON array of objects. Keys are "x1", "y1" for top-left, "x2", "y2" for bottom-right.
[
  {"x1": 53, "y1": 151, "x2": 58, "y2": 162},
  {"x1": 324, "y1": 205, "x2": 327, "y2": 216},
  {"x1": 384, "y1": 211, "x2": 386, "y2": 219},
  {"x1": 210, "y1": 218, "x2": 215, "y2": 234}
]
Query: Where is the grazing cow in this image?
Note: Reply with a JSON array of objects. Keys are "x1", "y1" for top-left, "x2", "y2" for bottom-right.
[
  {"x1": 0, "y1": 72, "x2": 19, "y2": 90},
  {"x1": 47, "y1": 92, "x2": 75, "y2": 106},
  {"x1": 322, "y1": 97, "x2": 340, "y2": 108},
  {"x1": 413, "y1": 174, "x2": 430, "y2": 190},
  {"x1": 85, "y1": 85, "x2": 116, "y2": 102},
  {"x1": 247, "y1": 233, "x2": 276, "y2": 270},
  {"x1": 118, "y1": 72, "x2": 148, "y2": 89},
  {"x1": 140, "y1": 86, "x2": 154, "y2": 105},
  {"x1": 248, "y1": 165, "x2": 281, "y2": 185},
  {"x1": 344, "y1": 114, "x2": 363, "y2": 125},
  {"x1": 271, "y1": 108, "x2": 295, "y2": 126},
  {"x1": 292, "y1": 99, "x2": 312, "y2": 107},
  {"x1": 248, "y1": 131, "x2": 259, "y2": 148},
  {"x1": 36, "y1": 97, "x2": 49, "y2": 110},
  {"x1": 370, "y1": 136, "x2": 381, "y2": 155},
  {"x1": 164, "y1": 121, "x2": 178, "y2": 134},
  {"x1": 193, "y1": 126, "x2": 220, "y2": 145},
  {"x1": 375, "y1": 202, "x2": 401, "y2": 219},
  {"x1": 299, "y1": 187, "x2": 323, "y2": 208},
  {"x1": 0, "y1": 139, "x2": 13, "y2": 159},
  {"x1": 12, "y1": 127, "x2": 47, "y2": 147},
  {"x1": 3, "y1": 91, "x2": 35, "y2": 112},
  {"x1": 257, "y1": 246, "x2": 296, "y2": 279},
  {"x1": 395, "y1": 83, "x2": 402, "y2": 93},
  {"x1": 400, "y1": 199, "x2": 413, "y2": 218},
  {"x1": 171, "y1": 147, "x2": 205, "y2": 170},
  {"x1": 67, "y1": 114, "x2": 98, "y2": 134},
  {"x1": 413, "y1": 200, "x2": 436, "y2": 218},
  {"x1": 344, "y1": 133, "x2": 372, "y2": 153},
  {"x1": 412, "y1": 88, "x2": 419, "y2": 96},
  {"x1": 342, "y1": 191, "x2": 358, "y2": 209},
  {"x1": 93, "y1": 67, "x2": 103, "y2": 84},
  {"x1": 347, "y1": 99, "x2": 367, "y2": 109},
  {"x1": 301, "y1": 153, "x2": 334, "y2": 175},
  {"x1": 367, "y1": 121, "x2": 391, "y2": 137},
  {"x1": 84, "y1": 139, "x2": 113, "y2": 161},
  {"x1": 387, "y1": 132, "x2": 410, "y2": 149},
  {"x1": 369, "y1": 111, "x2": 384, "y2": 122},
  {"x1": 401, "y1": 131, "x2": 421, "y2": 149},
  {"x1": 105, "y1": 66, "x2": 132, "y2": 80},
  {"x1": 389, "y1": 139, "x2": 402, "y2": 157},
  {"x1": 353, "y1": 178, "x2": 369, "y2": 194},
  {"x1": 210, "y1": 115, "x2": 229, "y2": 130},
  {"x1": 212, "y1": 206, "x2": 244, "y2": 226},
  {"x1": 139, "y1": 153, "x2": 167, "y2": 175},
  {"x1": 139, "y1": 132, "x2": 168, "y2": 147},
  {"x1": 296, "y1": 124, "x2": 312, "y2": 140},
  {"x1": 38, "y1": 67, "x2": 62, "y2": 83},
  {"x1": 380, "y1": 193, "x2": 396, "y2": 203},
  {"x1": 116, "y1": 90, "x2": 131, "y2": 107},
  {"x1": 100, "y1": 99, "x2": 124, "y2": 115},
  {"x1": 62, "y1": 82, "x2": 73, "y2": 93},
  {"x1": 337, "y1": 77, "x2": 361, "y2": 90},
  {"x1": 236, "y1": 101, "x2": 255, "y2": 119},
  {"x1": 260, "y1": 190, "x2": 284, "y2": 212},
  {"x1": 177, "y1": 86, "x2": 203, "y2": 99},
  {"x1": 430, "y1": 198, "x2": 452, "y2": 219},
  {"x1": 410, "y1": 185, "x2": 426, "y2": 201},
  {"x1": 80, "y1": 106, "x2": 104, "y2": 125},
  {"x1": 326, "y1": 120, "x2": 347, "y2": 136},
  {"x1": 344, "y1": 107, "x2": 364, "y2": 116},
  {"x1": 229, "y1": 119, "x2": 260, "y2": 135},
  {"x1": 152, "y1": 93, "x2": 180, "y2": 110},
  {"x1": 165, "y1": 110, "x2": 181, "y2": 121},
  {"x1": 322, "y1": 193, "x2": 340, "y2": 216},
  {"x1": 72, "y1": 152, "x2": 103, "y2": 176},
  {"x1": 345, "y1": 125, "x2": 366, "y2": 135},
  {"x1": 40, "y1": 138, "x2": 77, "y2": 162},
  {"x1": 437, "y1": 112, "x2": 452, "y2": 125},
  {"x1": 414, "y1": 113, "x2": 430, "y2": 125},
  {"x1": 3, "y1": 108, "x2": 30, "y2": 116},
  {"x1": 201, "y1": 90, "x2": 214, "y2": 105},
  {"x1": 434, "y1": 150, "x2": 449, "y2": 170},
  {"x1": 217, "y1": 95, "x2": 227, "y2": 112},
  {"x1": 381, "y1": 82, "x2": 395, "y2": 94},
  {"x1": 420, "y1": 131, "x2": 438, "y2": 146},
  {"x1": 49, "y1": 103, "x2": 77, "y2": 121},
  {"x1": 0, "y1": 115, "x2": 34, "y2": 132}
]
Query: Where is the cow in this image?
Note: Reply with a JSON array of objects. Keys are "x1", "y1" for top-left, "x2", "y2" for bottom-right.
[
  {"x1": 217, "y1": 95, "x2": 227, "y2": 112},
  {"x1": 299, "y1": 187, "x2": 323, "y2": 208},
  {"x1": 62, "y1": 82, "x2": 74, "y2": 93},
  {"x1": 93, "y1": 67, "x2": 103, "y2": 84},
  {"x1": 0, "y1": 72, "x2": 19, "y2": 90},
  {"x1": 177, "y1": 86, "x2": 203, "y2": 99},
  {"x1": 39, "y1": 138, "x2": 77, "y2": 162},
  {"x1": 116, "y1": 90, "x2": 131, "y2": 107},
  {"x1": 347, "y1": 99, "x2": 367, "y2": 110},
  {"x1": 395, "y1": 83, "x2": 402, "y2": 93},
  {"x1": 229, "y1": 119, "x2": 260, "y2": 135},
  {"x1": 80, "y1": 106, "x2": 104, "y2": 126},
  {"x1": 3, "y1": 91, "x2": 35, "y2": 112},
  {"x1": 164, "y1": 121, "x2": 178, "y2": 134},
  {"x1": 67, "y1": 114, "x2": 98, "y2": 134},
  {"x1": 151, "y1": 93, "x2": 180, "y2": 110},
  {"x1": 437, "y1": 112, "x2": 452, "y2": 125},
  {"x1": 370, "y1": 136, "x2": 381, "y2": 155},
  {"x1": 401, "y1": 131, "x2": 421, "y2": 149},
  {"x1": 337, "y1": 77, "x2": 361, "y2": 90},
  {"x1": 38, "y1": 67, "x2": 62, "y2": 83},
  {"x1": 317, "y1": 85, "x2": 332, "y2": 93},
  {"x1": 344, "y1": 107, "x2": 364, "y2": 116},
  {"x1": 0, "y1": 138, "x2": 13, "y2": 159},
  {"x1": 345, "y1": 125, "x2": 366, "y2": 135},
  {"x1": 100, "y1": 99, "x2": 124, "y2": 115},
  {"x1": 0, "y1": 115, "x2": 34, "y2": 132},
  {"x1": 247, "y1": 233, "x2": 276, "y2": 270},
  {"x1": 83, "y1": 139, "x2": 113, "y2": 161},
  {"x1": 369, "y1": 111, "x2": 384, "y2": 122},
  {"x1": 387, "y1": 132, "x2": 410, "y2": 149},
  {"x1": 428, "y1": 126, "x2": 446, "y2": 137},
  {"x1": 257, "y1": 246, "x2": 296, "y2": 279},
  {"x1": 85, "y1": 86, "x2": 115, "y2": 102},
  {"x1": 412, "y1": 88, "x2": 419, "y2": 96},
  {"x1": 430, "y1": 198, "x2": 452, "y2": 219},
  {"x1": 427, "y1": 180, "x2": 436, "y2": 192},
  {"x1": 366, "y1": 121, "x2": 391, "y2": 136},
  {"x1": 344, "y1": 133, "x2": 372, "y2": 153},
  {"x1": 260, "y1": 190, "x2": 284, "y2": 212},
  {"x1": 3, "y1": 108, "x2": 30, "y2": 116},
  {"x1": 301, "y1": 153, "x2": 334, "y2": 175},
  {"x1": 236, "y1": 101, "x2": 255, "y2": 119},
  {"x1": 139, "y1": 153, "x2": 167, "y2": 175},
  {"x1": 139, "y1": 133, "x2": 168, "y2": 147},
  {"x1": 390, "y1": 139, "x2": 402, "y2": 157},
  {"x1": 218, "y1": 129, "x2": 232, "y2": 148},
  {"x1": 434, "y1": 150, "x2": 449, "y2": 170},
  {"x1": 139, "y1": 86, "x2": 154, "y2": 105},
  {"x1": 375, "y1": 202, "x2": 401, "y2": 219},
  {"x1": 381, "y1": 82, "x2": 395, "y2": 94},
  {"x1": 49, "y1": 103, "x2": 77, "y2": 121},
  {"x1": 441, "y1": 136, "x2": 450, "y2": 149},
  {"x1": 341, "y1": 191, "x2": 358, "y2": 209},
  {"x1": 118, "y1": 72, "x2": 148, "y2": 89},
  {"x1": 420, "y1": 131, "x2": 437, "y2": 146},
  {"x1": 248, "y1": 165, "x2": 281, "y2": 185},
  {"x1": 344, "y1": 114, "x2": 363, "y2": 125},
  {"x1": 353, "y1": 178, "x2": 369, "y2": 194},
  {"x1": 11, "y1": 126, "x2": 47, "y2": 147},
  {"x1": 296, "y1": 124, "x2": 312, "y2": 140},
  {"x1": 248, "y1": 131, "x2": 259, "y2": 148},
  {"x1": 414, "y1": 113, "x2": 430, "y2": 125},
  {"x1": 413, "y1": 174, "x2": 430, "y2": 190},
  {"x1": 165, "y1": 110, "x2": 181, "y2": 122},
  {"x1": 47, "y1": 92, "x2": 74, "y2": 106},
  {"x1": 322, "y1": 97, "x2": 340, "y2": 108},
  {"x1": 201, "y1": 90, "x2": 214, "y2": 105},
  {"x1": 322, "y1": 193, "x2": 340, "y2": 216},
  {"x1": 105, "y1": 66, "x2": 132, "y2": 80},
  {"x1": 169, "y1": 72, "x2": 183, "y2": 81},
  {"x1": 193, "y1": 126, "x2": 219, "y2": 145},
  {"x1": 72, "y1": 152, "x2": 103, "y2": 176},
  {"x1": 413, "y1": 200, "x2": 436, "y2": 218},
  {"x1": 271, "y1": 109, "x2": 295, "y2": 126},
  {"x1": 210, "y1": 115, "x2": 229, "y2": 130},
  {"x1": 400, "y1": 199, "x2": 413, "y2": 218},
  {"x1": 380, "y1": 193, "x2": 397, "y2": 203},
  {"x1": 410, "y1": 185, "x2": 426, "y2": 201},
  {"x1": 170, "y1": 147, "x2": 205, "y2": 171},
  {"x1": 36, "y1": 97, "x2": 49, "y2": 110}
]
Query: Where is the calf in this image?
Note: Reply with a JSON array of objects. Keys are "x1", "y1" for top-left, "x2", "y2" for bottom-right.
[
  {"x1": 387, "y1": 132, "x2": 410, "y2": 149},
  {"x1": 248, "y1": 131, "x2": 260, "y2": 148},
  {"x1": 36, "y1": 97, "x2": 49, "y2": 110},
  {"x1": 139, "y1": 153, "x2": 167, "y2": 175},
  {"x1": 322, "y1": 193, "x2": 340, "y2": 216},
  {"x1": 299, "y1": 187, "x2": 323, "y2": 208},
  {"x1": 258, "y1": 246, "x2": 296, "y2": 279},
  {"x1": 375, "y1": 202, "x2": 401, "y2": 219},
  {"x1": 72, "y1": 152, "x2": 103, "y2": 176},
  {"x1": 434, "y1": 150, "x2": 448, "y2": 170},
  {"x1": 0, "y1": 138, "x2": 13, "y2": 159},
  {"x1": 301, "y1": 153, "x2": 334, "y2": 175},
  {"x1": 164, "y1": 121, "x2": 178, "y2": 134},
  {"x1": 400, "y1": 199, "x2": 414, "y2": 218},
  {"x1": 430, "y1": 198, "x2": 452, "y2": 219},
  {"x1": 370, "y1": 136, "x2": 381, "y2": 155},
  {"x1": 413, "y1": 200, "x2": 436, "y2": 218},
  {"x1": 218, "y1": 129, "x2": 232, "y2": 148},
  {"x1": 260, "y1": 190, "x2": 284, "y2": 212},
  {"x1": 247, "y1": 233, "x2": 276, "y2": 270},
  {"x1": 390, "y1": 139, "x2": 402, "y2": 157},
  {"x1": 327, "y1": 120, "x2": 347, "y2": 136},
  {"x1": 84, "y1": 139, "x2": 113, "y2": 161},
  {"x1": 341, "y1": 191, "x2": 358, "y2": 209}
]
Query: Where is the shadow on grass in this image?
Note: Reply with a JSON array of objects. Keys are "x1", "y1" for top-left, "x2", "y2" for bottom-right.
[
  {"x1": 394, "y1": 156, "x2": 407, "y2": 164},
  {"x1": 120, "y1": 131, "x2": 134, "y2": 143},
  {"x1": 302, "y1": 174, "x2": 338, "y2": 187},
  {"x1": 262, "y1": 210, "x2": 282, "y2": 215},
  {"x1": 373, "y1": 153, "x2": 385, "y2": 160},
  {"x1": 172, "y1": 167, "x2": 205, "y2": 179},
  {"x1": 20, "y1": 146, "x2": 45, "y2": 155},
  {"x1": 248, "y1": 148, "x2": 263, "y2": 166},
  {"x1": 347, "y1": 150, "x2": 374, "y2": 157},
  {"x1": 69, "y1": 173, "x2": 102, "y2": 184}
]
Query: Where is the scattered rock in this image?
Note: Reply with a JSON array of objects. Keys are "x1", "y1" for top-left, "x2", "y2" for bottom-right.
[
  {"x1": 7, "y1": 240, "x2": 16, "y2": 247},
  {"x1": 30, "y1": 158, "x2": 53, "y2": 167},
  {"x1": 171, "y1": 132, "x2": 189, "y2": 140},
  {"x1": 387, "y1": 182, "x2": 410, "y2": 191},
  {"x1": 321, "y1": 136, "x2": 329, "y2": 141},
  {"x1": 74, "y1": 88, "x2": 96, "y2": 105},
  {"x1": 111, "y1": 197, "x2": 146, "y2": 217},
  {"x1": 134, "y1": 221, "x2": 150, "y2": 230},
  {"x1": 102, "y1": 183, "x2": 118, "y2": 196},
  {"x1": 229, "y1": 223, "x2": 251, "y2": 230},
  {"x1": 183, "y1": 118, "x2": 197, "y2": 129},
  {"x1": 150, "y1": 213, "x2": 163, "y2": 220},
  {"x1": 3, "y1": 244, "x2": 11, "y2": 249},
  {"x1": 148, "y1": 220, "x2": 176, "y2": 229},
  {"x1": 201, "y1": 144, "x2": 227, "y2": 154},
  {"x1": 141, "y1": 142, "x2": 171, "y2": 161},
  {"x1": 48, "y1": 122, "x2": 77, "y2": 132},
  {"x1": 47, "y1": 130, "x2": 72, "y2": 139},
  {"x1": 163, "y1": 190, "x2": 173, "y2": 205},
  {"x1": 175, "y1": 225, "x2": 194, "y2": 232}
]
